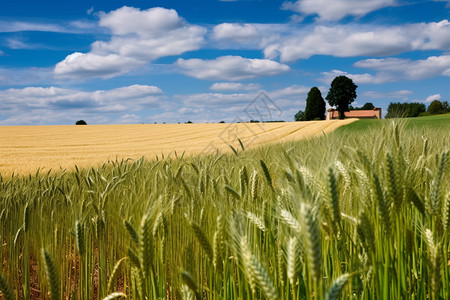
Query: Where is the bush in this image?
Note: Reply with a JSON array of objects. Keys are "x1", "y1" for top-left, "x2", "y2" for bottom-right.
[{"x1": 76, "y1": 120, "x2": 87, "y2": 125}]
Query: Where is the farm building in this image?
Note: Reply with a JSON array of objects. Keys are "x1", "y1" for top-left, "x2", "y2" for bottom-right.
[{"x1": 326, "y1": 107, "x2": 382, "y2": 120}]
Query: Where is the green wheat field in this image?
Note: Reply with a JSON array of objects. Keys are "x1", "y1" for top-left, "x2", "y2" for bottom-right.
[{"x1": 1, "y1": 116, "x2": 449, "y2": 299}]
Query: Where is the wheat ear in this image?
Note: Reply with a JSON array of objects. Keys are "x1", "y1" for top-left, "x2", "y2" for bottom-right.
[
  {"x1": 75, "y1": 220, "x2": 84, "y2": 255},
  {"x1": 190, "y1": 220, "x2": 213, "y2": 261},
  {"x1": 301, "y1": 203, "x2": 321, "y2": 282},
  {"x1": 124, "y1": 219, "x2": 139, "y2": 244},
  {"x1": 181, "y1": 270, "x2": 201, "y2": 300},
  {"x1": 139, "y1": 213, "x2": 153, "y2": 278},
  {"x1": 325, "y1": 274, "x2": 350, "y2": 300},
  {"x1": 42, "y1": 249, "x2": 60, "y2": 300},
  {"x1": 102, "y1": 292, "x2": 127, "y2": 300},
  {"x1": 107, "y1": 257, "x2": 128, "y2": 293},
  {"x1": 240, "y1": 236, "x2": 278, "y2": 299}
]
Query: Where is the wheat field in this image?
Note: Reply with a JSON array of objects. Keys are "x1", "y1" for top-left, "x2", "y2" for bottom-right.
[
  {"x1": 0, "y1": 119, "x2": 448, "y2": 299},
  {"x1": 0, "y1": 120, "x2": 355, "y2": 176}
]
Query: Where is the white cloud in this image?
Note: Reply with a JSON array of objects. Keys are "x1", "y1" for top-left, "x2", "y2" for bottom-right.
[
  {"x1": 424, "y1": 94, "x2": 441, "y2": 103},
  {"x1": 175, "y1": 55, "x2": 290, "y2": 81},
  {"x1": 179, "y1": 92, "x2": 255, "y2": 107},
  {"x1": 354, "y1": 55, "x2": 450, "y2": 81},
  {"x1": 210, "y1": 82, "x2": 262, "y2": 91},
  {"x1": 281, "y1": 0, "x2": 398, "y2": 21},
  {"x1": 5, "y1": 37, "x2": 46, "y2": 50},
  {"x1": 321, "y1": 55, "x2": 450, "y2": 84},
  {"x1": 117, "y1": 113, "x2": 143, "y2": 124},
  {"x1": 87, "y1": 6, "x2": 95, "y2": 15},
  {"x1": 54, "y1": 7, "x2": 206, "y2": 79},
  {"x1": 0, "y1": 21, "x2": 68, "y2": 33},
  {"x1": 362, "y1": 90, "x2": 413, "y2": 100},
  {"x1": 268, "y1": 85, "x2": 310, "y2": 98},
  {"x1": 264, "y1": 20, "x2": 450, "y2": 62},
  {"x1": 0, "y1": 84, "x2": 165, "y2": 125},
  {"x1": 213, "y1": 23, "x2": 259, "y2": 42},
  {"x1": 54, "y1": 52, "x2": 145, "y2": 79},
  {"x1": 319, "y1": 69, "x2": 387, "y2": 84},
  {"x1": 0, "y1": 67, "x2": 54, "y2": 86},
  {"x1": 0, "y1": 20, "x2": 98, "y2": 34},
  {"x1": 174, "y1": 84, "x2": 310, "y2": 123}
]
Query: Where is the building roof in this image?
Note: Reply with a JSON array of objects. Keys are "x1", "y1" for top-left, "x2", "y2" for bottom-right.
[{"x1": 327, "y1": 108, "x2": 381, "y2": 119}]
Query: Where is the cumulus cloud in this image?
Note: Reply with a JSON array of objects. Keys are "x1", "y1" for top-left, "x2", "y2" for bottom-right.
[
  {"x1": 424, "y1": 94, "x2": 441, "y2": 103},
  {"x1": 175, "y1": 84, "x2": 310, "y2": 123},
  {"x1": 55, "y1": 7, "x2": 206, "y2": 79},
  {"x1": 54, "y1": 52, "x2": 145, "y2": 79},
  {"x1": 210, "y1": 82, "x2": 262, "y2": 91},
  {"x1": 175, "y1": 55, "x2": 290, "y2": 81},
  {"x1": 362, "y1": 90, "x2": 413, "y2": 100},
  {"x1": 268, "y1": 85, "x2": 310, "y2": 99},
  {"x1": 213, "y1": 23, "x2": 259, "y2": 42},
  {"x1": 264, "y1": 20, "x2": 450, "y2": 62},
  {"x1": 354, "y1": 55, "x2": 450, "y2": 81},
  {"x1": 281, "y1": 0, "x2": 398, "y2": 21},
  {"x1": 319, "y1": 69, "x2": 386, "y2": 84},
  {"x1": 0, "y1": 84, "x2": 164, "y2": 125}
]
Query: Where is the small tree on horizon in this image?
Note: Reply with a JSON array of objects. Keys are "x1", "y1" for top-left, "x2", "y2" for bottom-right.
[
  {"x1": 75, "y1": 120, "x2": 87, "y2": 125},
  {"x1": 326, "y1": 76, "x2": 358, "y2": 119},
  {"x1": 361, "y1": 102, "x2": 375, "y2": 110},
  {"x1": 294, "y1": 110, "x2": 305, "y2": 121},
  {"x1": 304, "y1": 87, "x2": 326, "y2": 120}
]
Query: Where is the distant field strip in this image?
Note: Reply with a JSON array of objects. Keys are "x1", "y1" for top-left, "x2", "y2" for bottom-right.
[{"x1": 0, "y1": 120, "x2": 356, "y2": 175}]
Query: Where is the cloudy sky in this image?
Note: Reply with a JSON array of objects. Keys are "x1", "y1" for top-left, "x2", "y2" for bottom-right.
[{"x1": 1, "y1": 0, "x2": 449, "y2": 125}]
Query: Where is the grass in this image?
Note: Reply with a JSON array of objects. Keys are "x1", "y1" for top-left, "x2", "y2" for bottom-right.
[
  {"x1": 0, "y1": 118, "x2": 448, "y2": 299},
  {"x1": 336, "y1": 113, "x2": 450, "y2": 133}
]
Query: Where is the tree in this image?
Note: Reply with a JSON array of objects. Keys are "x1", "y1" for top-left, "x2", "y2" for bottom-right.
[
  {"x1": 442, "y1": 101, "x2": 449, "y2": 113},
  {"x1": 304, "y1": 87, "x2": 326, "y2": 120},
  {"x1": 427, "y1": 100, "x2": 444, "y2": 115},
  {"x1": 350, "y1": 102, "x2": 375, "y2": 110},
  {"x1": 294, "y1": 110, "x2": 305, "y2": 121},
  {"x1": 386, "y1": 102, "x2": 426, "y2": 118},
  {"x1": 326, "y1": 76, "x2": 358, "y2": 119},
  {"x1": 76, "y1": 120, "x2": 87, "y2": 125},
  {"x1": 361, "y1": 102, "x2": 375, "y2": 110}
]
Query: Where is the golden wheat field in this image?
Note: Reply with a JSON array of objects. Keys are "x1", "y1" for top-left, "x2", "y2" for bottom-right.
[{"x1": 0, "y1": 120, "x2": 356, "y2": 175}]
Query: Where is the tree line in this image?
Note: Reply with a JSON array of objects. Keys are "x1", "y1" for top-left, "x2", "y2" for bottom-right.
[{"x1": 386, "y1": 100, "x2": 449, "y2": 118}]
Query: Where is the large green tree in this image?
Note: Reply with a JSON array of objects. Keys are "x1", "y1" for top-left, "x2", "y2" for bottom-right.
[
  {"x1": 427, "y1": 100, "x2": 444, "y2": 115},
  {"x1": 326, "y1": 76, "x2": 358, "y2": 119},
  {"x1": 304, "y1": 87, "x2": 326, "y2": 120}
]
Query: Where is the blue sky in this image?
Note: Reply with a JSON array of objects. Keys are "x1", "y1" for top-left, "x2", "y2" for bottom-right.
[{"x1": 0, "y1": 0, "x2": 449, "y2": 125}]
